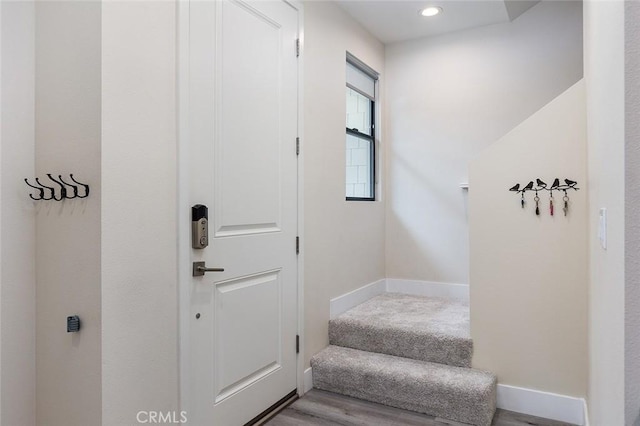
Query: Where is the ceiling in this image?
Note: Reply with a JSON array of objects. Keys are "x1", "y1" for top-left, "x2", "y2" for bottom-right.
[{"x1": 334, "y1": 0, "x2": 541, "y2": 44}]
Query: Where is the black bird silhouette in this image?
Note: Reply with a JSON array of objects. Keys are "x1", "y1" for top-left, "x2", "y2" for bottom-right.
[
  {"x1": 509, "y1": 183, "x2": 520, "y2": 192},
  {"x1": 536, "y1": 178, "x2": 547, "y2": 188},
  {"x1": 523, "y1": 181, "x2": 534, "y2": 191},
  {"x1": 551, "y1": 178, "x2": 560, "y2": 189},
  {"x1": 565, "y1": 179, "x2": 577, "y2": 187}
]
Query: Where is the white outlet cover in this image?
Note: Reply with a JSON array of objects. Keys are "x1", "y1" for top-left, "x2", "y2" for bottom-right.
[{"x1": 598, "y1": 208, "x2": 607, "y2": 250}]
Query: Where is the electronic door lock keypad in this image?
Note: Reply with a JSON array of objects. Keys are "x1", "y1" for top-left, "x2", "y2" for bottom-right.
[{"x1": 192, "y1": 204, "x2": 209, "y2": 249}]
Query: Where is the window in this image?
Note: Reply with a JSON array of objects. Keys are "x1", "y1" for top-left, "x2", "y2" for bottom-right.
[{"x1": 346, "y1": 54, "x2": 378, "y2": 201}]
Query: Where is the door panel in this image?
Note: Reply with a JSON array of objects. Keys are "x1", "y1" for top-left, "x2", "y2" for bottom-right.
[
  {"x1": 215, "y1": 0, "x2": 283, "y2": 237},
  {"x1": 214, "y1": 270, "x2": 282, "y2": 403},
  {"x1": 188, "y1": 1, "x2": 299, "y2": 425}
]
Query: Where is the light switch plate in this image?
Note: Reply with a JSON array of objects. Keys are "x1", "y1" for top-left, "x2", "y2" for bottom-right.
[{"x1": 598, "y1": 208, "x2": 607, "y2": 250}]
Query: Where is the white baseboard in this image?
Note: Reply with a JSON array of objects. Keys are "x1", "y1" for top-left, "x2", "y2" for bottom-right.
[
  {"x1": 329, "y1": 279, "x2": 386, "y2": 319},
  {"x1": 497, "y1": 384, "x2": 585, "y2": 425},
  {"x1": 583, "y1": 399, "x2": 590, "y2": 426},
  {"x1": 386, "y1": 278, "x2": 469, "y2": 302},
  {"x1": 303, "y1": 367, "x2": 313, "y2": 394}
]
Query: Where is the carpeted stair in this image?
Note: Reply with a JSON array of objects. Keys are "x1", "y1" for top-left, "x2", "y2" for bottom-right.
[
  {"x1": 329, "y1": 292, "x2": 473, "y2": 367},
  {"x1": 311, "y1": 293, "x2": 497, "y2": 426}
]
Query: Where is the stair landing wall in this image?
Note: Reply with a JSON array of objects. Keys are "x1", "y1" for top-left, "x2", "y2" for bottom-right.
[{"x1": 468, "y1": 81, "x2": 588, "y2": 398}]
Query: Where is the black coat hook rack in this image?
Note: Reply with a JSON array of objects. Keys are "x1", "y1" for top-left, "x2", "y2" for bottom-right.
[
  {"x1": 24, "y1": 174, "x2": 90, "y2": 201},
  {"x1": 509, "y1": 178, "x2": 579, "y2": 217}
]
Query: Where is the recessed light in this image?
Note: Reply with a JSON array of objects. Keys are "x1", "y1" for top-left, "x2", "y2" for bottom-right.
[{"x1": 419, "y1": 6, "x2": 442, "y2": 17}]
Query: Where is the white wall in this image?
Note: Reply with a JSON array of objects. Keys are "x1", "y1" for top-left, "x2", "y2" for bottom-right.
[
  {"x1": 469, "y1": 81, "x2": 588, "y2": 397},
  {"x1": 303, "y1": 1, "x2": 386, "y2": 366},
  {"x1": 385, "y1": 1, "x2": 583, "y2": 285},
  {"x1": 35, "y1": 3, "x2": 102, "y2": 424},
  {"x1": 0, "y1": 2, "x2": 36, "y2": 425},
  {"x1": 101, "y1": 2, "x2": 178, "y2": 424},
  {"x1": 626, "y1": 2, "x2": 640, "y2": 424},
  {"x1": 584, "y1": 0, "x2": 626, "y2": 423}
]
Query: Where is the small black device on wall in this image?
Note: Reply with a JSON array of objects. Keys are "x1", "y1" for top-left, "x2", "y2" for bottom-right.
[
  {"x1": 67, "y1": 315, "x2": 80, "y2": 333},
  {"x1": 192, "y1": 204, "x2": 209, "y2": 249}
]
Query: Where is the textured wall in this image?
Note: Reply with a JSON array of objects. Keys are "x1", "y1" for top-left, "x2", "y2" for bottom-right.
[
  {"x1": 469, "y1": 81, "x2": 588, "y2": 396},
  {"x1": 35, "y1": 3, "x2": 102, "y2": 424},
  {"x1": 101, "y1": 2, "x2": 178, "y2": 424},
  {"x1": 304, "y1": 1, "x2": 386, "y2": 367},
  {"x1": 0, "y1": 2, "x2": 36, "y2": 425},
  {"x1": 385, "y1": 1, "x2": 583, "y2": 285},
  {"x1": 584, "y1": 0, "x2": 626, "y2": 423},
  {"x1": 625, "y1": 1, "x2": 640, "y2": 424}
]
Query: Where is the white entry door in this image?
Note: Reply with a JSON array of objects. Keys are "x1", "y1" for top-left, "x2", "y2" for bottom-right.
[{"x1": 187, "y1": 1, "x2": 299, "y2": 424}]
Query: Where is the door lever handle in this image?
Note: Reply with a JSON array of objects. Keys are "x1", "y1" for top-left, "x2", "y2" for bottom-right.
[{"x1": 192, "y1": 261, "x2": 224, "y2": 277}]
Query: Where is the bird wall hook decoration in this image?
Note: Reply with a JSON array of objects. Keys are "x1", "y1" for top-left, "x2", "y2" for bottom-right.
[{"x1": 508, "y1": 177, "x2": 579, "y2": 217}]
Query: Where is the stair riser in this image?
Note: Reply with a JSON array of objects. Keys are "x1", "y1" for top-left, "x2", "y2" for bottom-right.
[
  {"x1": 311, "y1": 346, "x2": 497, "y2": 426},
  {"x1": 312, "y1": 367, "x2": 496, "y2": 426},
  {"x1": 329, "y1": 322, "x2": 473, "y2": 367}
]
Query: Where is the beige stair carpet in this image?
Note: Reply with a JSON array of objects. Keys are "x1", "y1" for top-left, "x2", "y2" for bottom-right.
[
  {"x1": 311, "y1": 345, "x2": 497, "y2": 426},
  {"x1": 329, "y1": 293, "x2": 473, "y2": 367}
]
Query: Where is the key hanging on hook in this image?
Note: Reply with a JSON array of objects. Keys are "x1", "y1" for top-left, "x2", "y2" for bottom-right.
[
  {"x1": 534, "y1": 190, "x2": 540, "y2": 216},
  {"x1": 549, "y1": 189, "x2": 554, "y2": 216},
  {"x1": 563, "y1": 190, "x2": 569, "y2": 216},
  {"x1": 522, "y1": 181, "x2": 534, "y2": 209},
  {"x1": 509, "y1": 184, "x2": 525, "y2": 208}
]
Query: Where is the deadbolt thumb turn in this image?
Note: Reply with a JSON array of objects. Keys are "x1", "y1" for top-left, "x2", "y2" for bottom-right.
[{"x1": 192, "y1": 261, "x2": 225, "y2": 277}]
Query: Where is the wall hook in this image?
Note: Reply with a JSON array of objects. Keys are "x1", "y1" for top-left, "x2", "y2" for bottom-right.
[
  {"x1": 35, "y1": 178, "x2": 55, "y2": 201},
  {"x1": 508, "y1": 177, "x2": 580, "y2": 216},
  {"x1": 24, "y1": 178, "x2": 45, "y2": 201},
  {"x1": 46, "y1": 174, "x2": 67, "y2": 201},
  {"x1": 25, "y1": 174, "x2": 90, "y2": 201},
  {"x1": 69, "y1": 174, "x2": 89, "y2": 198},
  {"x1": 58, "y1": 175, "x2": 79, "y2": 199}
]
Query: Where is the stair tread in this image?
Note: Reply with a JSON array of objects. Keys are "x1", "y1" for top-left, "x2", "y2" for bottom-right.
[
  {"x1": 311, "y1": 345, "x2": 496, "y2": 426},
  {"x1": 329, "y1": 293, "x2": 472, "y2": 367},
  {"x1": 334, "y1": 293, "x2": 470, "y2": 337},
  {"x1": 312, "y1": 345, "x2": 494, "y2": 389}
]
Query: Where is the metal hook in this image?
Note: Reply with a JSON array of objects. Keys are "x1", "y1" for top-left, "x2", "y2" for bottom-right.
[
  {"x1": 46, "y1": 174, "x2": 67, "y2": 201},
  {"x1": 58, "y1": 175, "x2": 79, "y2": 199},
  {"x1": 24, "y1": 178, "x2": 45, "y2": 201},
  {"x1": 69, "y1": 174, "x2": 89, "y2": 198},
  {"x1": 35, "y1": 178, "x2": 55, "y2": 201}
]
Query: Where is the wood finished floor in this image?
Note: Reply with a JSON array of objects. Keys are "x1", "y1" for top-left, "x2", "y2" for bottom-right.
[{"x1": 266, "y1": 389, "x2": 577, "y2": 426}]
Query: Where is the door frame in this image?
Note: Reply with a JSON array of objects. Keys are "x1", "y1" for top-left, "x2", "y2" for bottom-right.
[{"x1": 176, "y1": 0, "x2": 305, "y2": 419}]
